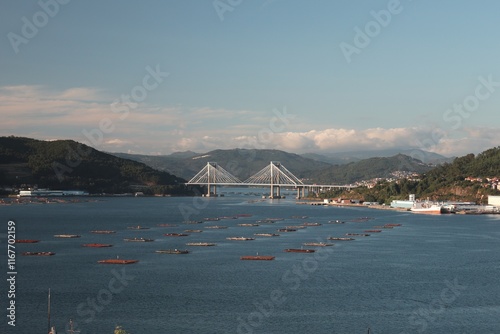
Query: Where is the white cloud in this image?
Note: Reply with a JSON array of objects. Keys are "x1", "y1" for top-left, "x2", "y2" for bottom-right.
[{"x1": 2, "y1": 85, "x2": 500, "y2": 157}]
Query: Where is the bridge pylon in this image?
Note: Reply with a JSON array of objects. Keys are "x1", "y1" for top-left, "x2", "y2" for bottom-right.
[
  {"x1": 186, "y1": 162, "x2": 242, "y2": 196},
  {"x1": 244, "y1": 161, "x2": 304, "y2": 198}
]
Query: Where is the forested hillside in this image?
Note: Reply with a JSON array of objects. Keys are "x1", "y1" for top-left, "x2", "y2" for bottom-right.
[
  {"x1": 322, "y1": 147, "x2": 500, "y2": 204},
  {"x1": 0, "y1": 137, "x2": 193, "y2": 195}
]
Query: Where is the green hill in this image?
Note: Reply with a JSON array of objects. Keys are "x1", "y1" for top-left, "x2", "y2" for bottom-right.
[
  {"x1": 325, "y1": 147, "x2": 500, "y2": 203},
  {"x1": 312, "y1": 154, "x2": 433, "y2": 184},
  {"x1": 0, "y1": 136, "x2": 193, "y2": 195},
  {"x1": 114, "y1": 149, "x2": 333, "y2": 181}
]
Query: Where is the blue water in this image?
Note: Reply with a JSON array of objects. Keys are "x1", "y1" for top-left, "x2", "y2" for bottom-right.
[{"x1": 2, "y1": 193, "x2": 500, "y2": 333}]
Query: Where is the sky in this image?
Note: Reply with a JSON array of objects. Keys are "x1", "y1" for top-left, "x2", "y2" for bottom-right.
[{"x1": 1, "y1": 0, "x2": 500, "y2": 157}]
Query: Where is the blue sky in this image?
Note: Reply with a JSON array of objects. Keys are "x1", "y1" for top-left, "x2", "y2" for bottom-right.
[{"x1": 1, "y1": 0, "x2": 500, "y2": 156}]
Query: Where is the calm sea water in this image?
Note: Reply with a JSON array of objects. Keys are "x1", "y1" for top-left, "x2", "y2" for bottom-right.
[{"x1": 2, "y1": 190, "x2": 500, "y2": 334}]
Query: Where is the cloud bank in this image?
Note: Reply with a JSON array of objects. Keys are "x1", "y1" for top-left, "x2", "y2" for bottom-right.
[{"x1": 1, "y1": 85, "x2": 498, "y2": 157}]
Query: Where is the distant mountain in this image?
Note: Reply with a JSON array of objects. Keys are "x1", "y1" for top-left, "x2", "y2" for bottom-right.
[
  {"x1": 114, "y1": 149, "x2": 333, "y2": 181},
  {"x1": 113, "y1": 149, "x2": 433, "y2": 184},
  {"x1": 301, "y1": 149, "x2": 451, "y2": 165},
  {"x1": 0, "y1": 137, "x2": 192, "y2": 195},
  {"x1": 311, "y1": 154, "x2": 433, "y2": 184}
]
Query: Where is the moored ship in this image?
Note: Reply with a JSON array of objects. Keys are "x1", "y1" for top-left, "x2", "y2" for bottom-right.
[{"x1": 410, "y1": 202, "x2": 444, "y2": 214}]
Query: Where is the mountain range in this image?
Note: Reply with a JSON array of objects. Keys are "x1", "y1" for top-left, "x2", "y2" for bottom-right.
[{"x1": 113, "y1": 148, "x2": 437, "y2": 184}]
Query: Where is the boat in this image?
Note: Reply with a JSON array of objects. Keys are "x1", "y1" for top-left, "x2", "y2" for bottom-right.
[
  {"x1": 90, "y1": 230, "x2": 116, "y2": 234},
  {"x1": 226, "y1": 237, "x2": 255, "y2": 241},
  {"x1": 22, "y1": 251, "x2": 55, "y2": 256},
  {"x1": 284, "y1": 248, "x2": 315, "y2": 253},
  {"x1": 98, "y1": 259, "x2": 139, "y2": 264},
  {"x1": 155, "y1": 249, "x2": 189, "y2": 254},
  {"x1": 328, "y1": 220, "x2": 344, "y2": 224},
  {"x1": 183, "y1": 220, "x2": 203, "y2": 224},
  {"x1": 82, "y1": 243, "x2": 113, "y2": 248},
  {"x1": 186, "y1": 242, "x2": 216, "y2": 246},
  {"x1": 385, "y1": 223, "x2": 402, "y2": 227},
  {"x1": 204, "y1": 217, "x2": 220, "y2": 221},
  {"x1": 127, "y1": 225, "x2": 149, "y2": 230},
  {"x1": 123, "y1": 237, "x2": 154, "y2": 242},
  {"x1": 184, "y1": 229, "x2": 202, "y2": 233},
  {"x1": 410, "y1": 202, "x2": 444, "y2": 214},
  {"x1": 302, "y1": 242, "x2": 334, "y2": 247},
  {"x1": 54, "y1": 234, "x2": 80, "y2": 238},
  {"x1": 364, "y1": 230, "x2": 382, "y2": 233},
  {"x1": 240, "y1": 255, "x2": 275, "y2": 260},
  {"x1": 277, "y1": 228, "x2": 296, "y2": 232},
  {"x1": 254, "y1": 233, "x2": 280, "y2": 237},
  {"x1": 164, "y1": 233, "x2": 189, "y2": 237},
  {"x1": 328, "y1": 237, "x2": 355, "y2": 241},
  {"x1": 15, "y1": 239, "x2": 39, "y2": 243},
  {"x1": 303, "y1": 222, "x2": 322, "y2": 226},
  {"x1": 286, "y1": 225, "x2": 307, "y2": 229},
  {"x1": 346, "y1": 233, "x2": 370, "y2": 237}
]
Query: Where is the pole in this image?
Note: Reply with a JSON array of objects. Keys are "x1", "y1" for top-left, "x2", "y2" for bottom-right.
[{"x1": 47, "y1": 288, "x2": 51, "y2": 334}]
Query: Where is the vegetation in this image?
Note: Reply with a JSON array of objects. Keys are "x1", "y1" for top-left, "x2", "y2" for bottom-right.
[
  {"x1": 312, "y1": 154, "x2": 432, "y2": 184},
  {"x1": 0, "y1": 136, "x2": 198, "y2": 195},
  {"x1": 318, "y1": 148, "x2": 500, "y2": 204}
]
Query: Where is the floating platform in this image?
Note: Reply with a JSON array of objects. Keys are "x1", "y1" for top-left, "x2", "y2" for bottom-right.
[
  {"x1": 98, "y1": 259, "x2": 139, "y2": 264},
  {"x1": 186, "y1": 242, "x2": 216, "y2": 246},
  {"x1": 155, "y1": 249, "x2": 189, "y2": 254},
  {"x1": 22, "y1": 252, "x2": 55, "y2": 256},
  {"x1": 284, "y1": 248, "x2": 315, "y2": 253},
  {"x1": 82, "y1": 243, "x2": 113, "y2": 248},
  {"x1": 15, "y1": 239, "x2": 40, "y2": 243},
  {"x1": 240, "y1": 255, "x2": 275, "y2": 260}
]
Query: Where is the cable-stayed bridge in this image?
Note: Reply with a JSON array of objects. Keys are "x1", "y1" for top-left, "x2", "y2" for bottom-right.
[{"x1": 186, "y1": 161, "x2": 355, "y2": 198}]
